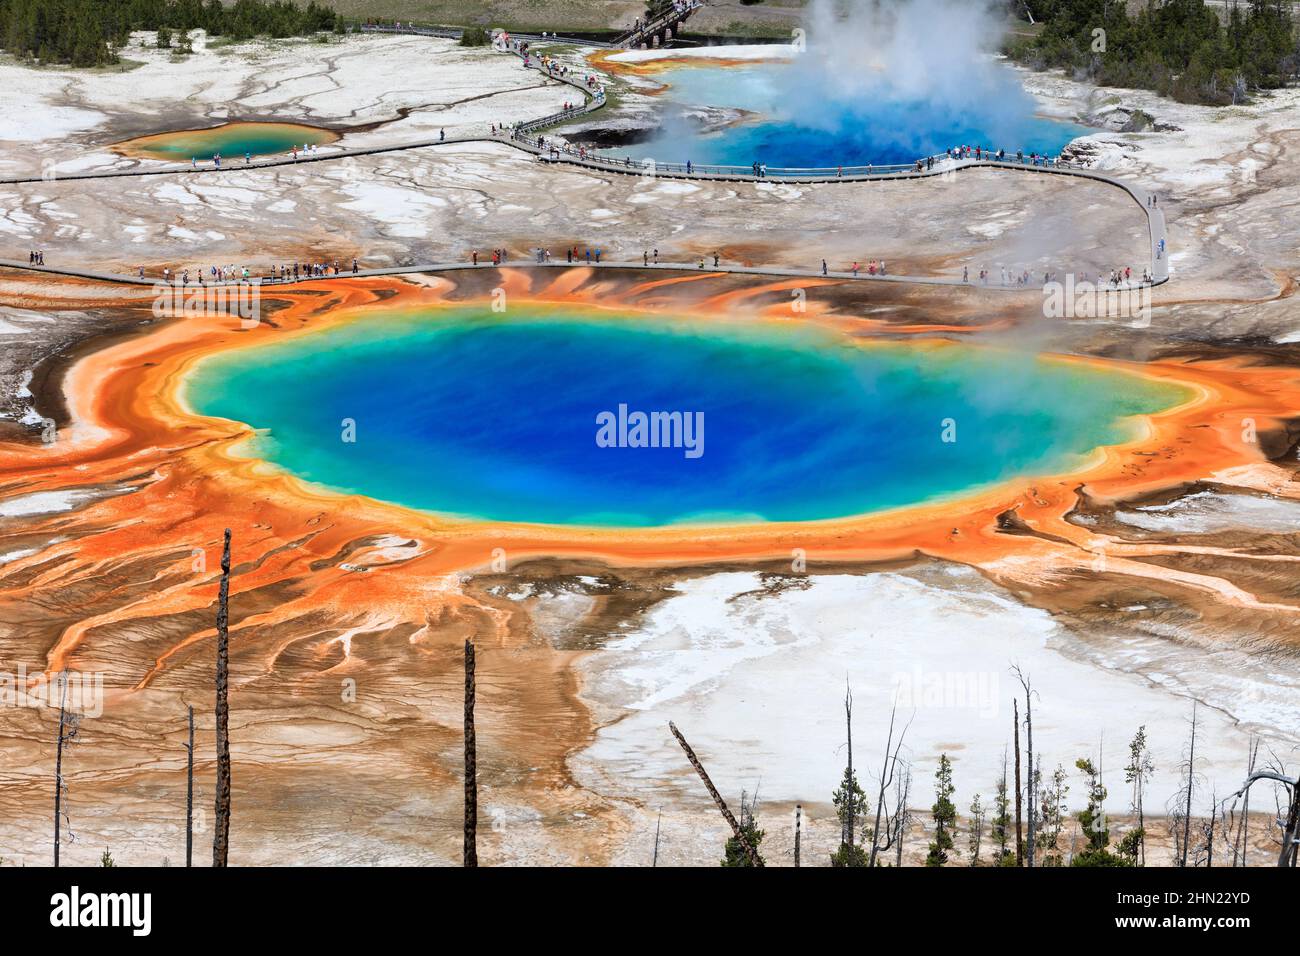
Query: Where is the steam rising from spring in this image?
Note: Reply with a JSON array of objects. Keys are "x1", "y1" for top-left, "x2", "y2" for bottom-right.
[
  {"x1": 645, "y1": 0, "x2": 1074, "y2": 167},
  {"x1": 784, "y1": 0, "x2": 1052, "y2": 156}
]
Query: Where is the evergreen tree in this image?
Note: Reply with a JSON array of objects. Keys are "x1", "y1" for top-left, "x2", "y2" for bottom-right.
[
  {"x1": 1124, "y1": 725, "x2": 1154, "y2": 866},
  {"x1": 968, "y1": 793, "x2": 985, "y2": 864},
  {"x1": 460, "y1": 26, "x2": 490, "y2": 47},
  {"x1": 720, "y1": 792, "x2": 765, "y2": 868},
  {"x1": 830, "y1": 758, "x2": 869, "y2": 866},
  {"x1": 926, "y1": 754, "x2": 957, "y2": 866},
  {"x1": 1072, "y1": 757, "x2": 1130, "y2": 867},
  {"x1": 1036, "y1": 763, "x2": 1069, "y2": 864},
  {"x1": 990, "y1": 753, "x2": 1014, "y2": 864},
  {"x1": 0, "y1": 0, "x2": 338, "y2": 66},
  {"x1": 1013, "y1": 0, "x2": 1297, "y2": 105}
]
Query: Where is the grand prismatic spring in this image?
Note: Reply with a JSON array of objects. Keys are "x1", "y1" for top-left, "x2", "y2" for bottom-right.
[
  {"x1": 1, "y1": 0, "x2": 1299, "y2": 897},
  {"x1": 185, "y1": 305, "x2": 1189, "y2": 526}
]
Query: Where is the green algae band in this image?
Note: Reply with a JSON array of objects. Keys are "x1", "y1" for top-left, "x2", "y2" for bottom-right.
[
  {"x1": 116, "y1": 121, "x2": 338, "y2": 161},
  {"x1": 185, "y1": 307, "x2": 1191, "y2": 528}
]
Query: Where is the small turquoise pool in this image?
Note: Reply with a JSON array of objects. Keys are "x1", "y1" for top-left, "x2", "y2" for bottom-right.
[{"x1": 118, "y1": 121, "x2": 338, "y2": 161}]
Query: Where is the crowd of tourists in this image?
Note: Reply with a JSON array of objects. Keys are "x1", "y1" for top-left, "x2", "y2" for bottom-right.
[
  {"x1": 17, "y1": 243, "x2": 1161, "y2": 294},
  {"x1": 626, "y1": 1, "x2": 700, "y2": 37},
  {"x1": 266, "y1": 259, "x2": 359, "y2": 281},
  {"x1": 145, "y1": 258, "x2": 361, "y2": 285},
  {"x1": 961, "y1": 264, "x2": 1153, "y2": 288},
  {"x1": 185, "y1": 141, "x2": 328, "y2": 170}
]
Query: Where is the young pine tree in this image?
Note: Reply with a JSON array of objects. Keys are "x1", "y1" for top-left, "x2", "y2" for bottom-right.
[
  {"x1": 1124, "y1": 725, "x2": 1154, "y2": 866},
  {"x1": 721, "y1": 792, "x2": 765, "y2": 868},
  {"x1": 1036, "y1": 763, "x2": 1069, "y2": 865},
  {"x1": 968, "y1": 793, "x2": 985, "y2": 865},
  {"x1": 1072, "y1": 757, "x2": 1128, "y2": 867},
  {"x1": 990, "y1": 753, "x2": 1014, "y2": 866},
  {"x1": 926, "y1": 754, "x2": 957, "y2": 866},
  {"x1": 830, "y1": 765, "x2": 869, "y2": 867}
]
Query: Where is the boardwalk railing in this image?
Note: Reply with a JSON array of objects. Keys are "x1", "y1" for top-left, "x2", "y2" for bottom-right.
[
  {"x1": 2, "y1": 24, "x2": 1169, "y2": 290},
  {"x1": 513, "y1": 127, "x2": 1078, "y2": 180},
  {"x1": 615, "y1": 0, "x2": 704, "y2": 48},
  {"x1": 358, "y1": 23, "x2": 462, "y2": 40},
  {"x1": 357, "y1": 21, "x2": 616, "y2": 48},
  {"x1": 502, "y1": 42, "x2": 1078, "y2": 178}
]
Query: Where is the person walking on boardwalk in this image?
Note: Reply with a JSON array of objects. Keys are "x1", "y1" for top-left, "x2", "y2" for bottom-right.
[
  {"x1": 713, "y1": 252, "x2": 720, "y2": 267},
  {"x1": 822, "y1": 259, "x2": 828, "y2": 276},
  {"x1": 440, "y1": 128, "x2": 445, "y2": 142}
]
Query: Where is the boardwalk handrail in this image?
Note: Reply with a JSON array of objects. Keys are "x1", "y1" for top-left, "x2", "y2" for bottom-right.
[
  {"x1": 0, "y1": 256, "x2": 1159, "y2": 293},
  {"x1": 358, "y1": 23, "x2": 462, "y2": 40},
  {"x1": 357, "y1": 21, "x2": 616, "y2": 48},
  {"x1": 500, "y1": 43, "x2": 1167, "y2": 284},
  {"x1": 615, "y1": 0, "x2": 704, "y2": 48}
]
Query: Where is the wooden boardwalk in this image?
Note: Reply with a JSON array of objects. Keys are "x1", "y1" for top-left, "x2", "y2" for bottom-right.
[{"x1": 1, "y1": 25, "x2": 1168, "y2": 290}]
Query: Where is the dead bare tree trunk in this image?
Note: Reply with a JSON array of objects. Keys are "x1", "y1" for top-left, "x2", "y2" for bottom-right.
[
  {"x1": 1013, "y1": 698, "x2": 1023, "y2": 866},
  {"x1": 893, "y1": 763, "x2": 913, "y2": 868},
  {"x1": 843, "y1": 684, "x2": 854, "y2": 848},
  {"x1": 868, "y1": 698, "x2": 911, "y2": 867},
  {"x1": 1203, "y1": 788, "x2": 1218, "y2": 867},
  {"x1": 1013, "y1": 666, "x2": 1036, "y2": 868},
  {"x1": 185, "y1": 705, "x2": 194, "y2": 867},
  {"x1": 464, "y1": 638, "x2": 478, "y2": 867},
  {"x1": 212, "y1": 528, "x2": 232, "y2": 868},
  {"x1": 1180, "y1": 702, "x2": 1197, "y2": 867},
  {"x1": 669, "y1": 721, "x2": 761, "y2": 866},
  {"x1": 652, "y1": 811, "x2": 661, "y2": 867},
  {"x1": 794, "y1": 804, "x2": 802, "y2": 868},
  {"x1": 53, "y1": 671, "x2": 69, "y2": 868},
  {"x1": 1230, "y1": 765, "x2": 1299, "y2": 867},
  {"x1": 1233, "y1": 738, "x2": 1258, "y2": 867},
  {"x1": 1281, "y1": 784, "x2": 1300, "y2": 867}
]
